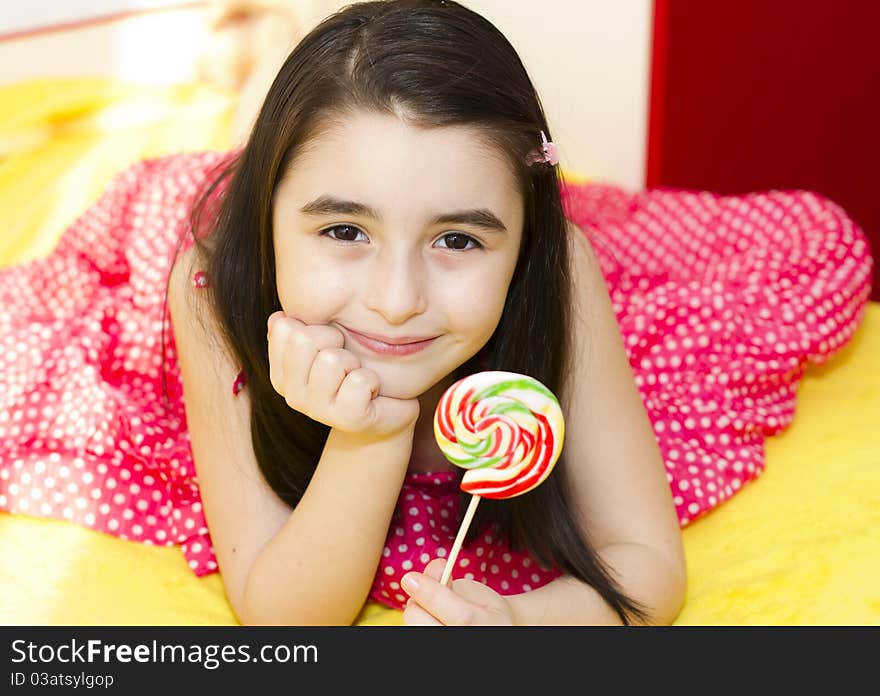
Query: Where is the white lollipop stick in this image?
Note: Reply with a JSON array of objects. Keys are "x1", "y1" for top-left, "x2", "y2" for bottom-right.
[{"x1": 440, "y1": 494, "x2": 481, "y2": 587}]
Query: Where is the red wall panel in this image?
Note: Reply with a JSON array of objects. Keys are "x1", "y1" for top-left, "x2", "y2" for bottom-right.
[{"x1": 648, "y1": 0, "x2": 879, "y2": 300}]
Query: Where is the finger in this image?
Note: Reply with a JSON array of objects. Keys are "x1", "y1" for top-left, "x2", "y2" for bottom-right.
[
  {"x1": 334, "y1": 367, "x2": 379, "y2": 423},
  {"x1": 269, "y1": 315, "x2": 344, "y2": 350},
  {"x1": 422, "y1": 558, "x2": 448, "y2": 583},
  {"x1": 278, "y1": 323, "x2": 322, "y2": 404},
  {"x1": 402, "y1": 598, "x2": 443, "y2": 626},
  {"x1": 266, "y1": 310, "x2": 284, "y2": 335},
  {"x1": 307, "y1": 347, "x2": 360, "y2": 407},
  {"x1": 448, "y1": 577, "x2": 504, "y2": 606},
  {"x1": 300, "y1": 322, "x2": 347, "y2": 349},
  {"x1": 275, "y1": 320, "x2": 344, "y2": 399},
  {"x1": 401, "y1": 571, "x2": 477, "y2": 626},
  {"x1": 268, "y1": 317, "x2": 302, "y2": 395}
]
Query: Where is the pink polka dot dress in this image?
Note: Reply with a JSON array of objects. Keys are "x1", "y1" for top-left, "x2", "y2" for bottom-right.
[{"x1": 0, "y1": 152, "x2": 873, "y2": 613}]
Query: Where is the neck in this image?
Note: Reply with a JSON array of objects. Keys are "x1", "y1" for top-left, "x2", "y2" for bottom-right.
[{"x1": 409, "y1": 373, "x2": 457, "y2": 473}]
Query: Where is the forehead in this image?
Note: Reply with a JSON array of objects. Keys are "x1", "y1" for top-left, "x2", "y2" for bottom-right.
[{"x1": 279, "y1": 110, "x2": 522, "y2": 216}]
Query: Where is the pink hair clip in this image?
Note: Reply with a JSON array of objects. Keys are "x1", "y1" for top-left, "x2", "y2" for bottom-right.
[
  {"x1": 527, "y1": 130, "x2": 559, "y2": 166},
  {"x1": 539, "y1": 130, "x2": 559, "y2": 166}
]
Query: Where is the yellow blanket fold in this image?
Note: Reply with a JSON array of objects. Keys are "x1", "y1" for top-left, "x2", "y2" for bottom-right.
[{"x1": 0, "y1": 79, "x2": 235, "y2": 267}]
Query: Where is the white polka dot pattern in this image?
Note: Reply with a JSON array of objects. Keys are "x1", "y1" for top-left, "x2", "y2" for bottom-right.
[
  {"x1": 368, "y1": 470, "x2": 561, "y2": 610},
  {"x1": 0, "y1": 151, "x2": 232, "y2": 576},
  {"x1": 560, "y1": 182, "x2": 874, "y2": 528},
  {"x1": 0, "y1": 153, "x2": 873, "y2": 602}
]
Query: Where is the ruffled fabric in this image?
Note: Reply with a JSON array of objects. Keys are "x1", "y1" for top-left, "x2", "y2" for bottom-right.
[
  {"x1": 0, "y1": 152, "x2": 230, "y2": 575},
  {"x1": 559, "y1": 183, "x2": 873, "y2": 524},
  {"x1": 0, "y1": 152, "x2": 872, "y2": 607}
]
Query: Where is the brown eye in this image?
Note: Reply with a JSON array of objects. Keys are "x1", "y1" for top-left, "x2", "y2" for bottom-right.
[
  {"x1": 322, "y1": 225, "x2": 365, "y2": 242},
  {"x1": 437, "y1": 233, "x2": 481, "y2": 251}
]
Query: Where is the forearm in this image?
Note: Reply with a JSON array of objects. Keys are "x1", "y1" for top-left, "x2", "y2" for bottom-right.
[
  {"x1": 241, "y1": 427, "x2": 414, "y2": 625},
  {"x1": 507, "y1": 543, "x2": 687, "y2": 626}
]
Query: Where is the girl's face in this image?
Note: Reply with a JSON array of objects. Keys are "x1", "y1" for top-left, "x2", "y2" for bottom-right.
[{"x1": 272, "y1": 110, "x2": 524, "y2": 400}]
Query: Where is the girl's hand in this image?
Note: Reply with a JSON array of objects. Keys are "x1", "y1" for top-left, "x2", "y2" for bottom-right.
[
  {"x1": 267, "y1": 312, "x2": 420, "y2": 439},
  {"x1": 401, "y1": 558, "x2": 516, "y2": 626}
]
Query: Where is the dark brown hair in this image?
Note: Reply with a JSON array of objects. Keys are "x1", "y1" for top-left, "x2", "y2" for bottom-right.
[{"x1": 179, "y1": 0, "x2": 649, "y2": 624}]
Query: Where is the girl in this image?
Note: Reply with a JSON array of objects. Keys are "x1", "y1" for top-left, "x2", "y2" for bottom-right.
[
  {"x1": 169, "y1": 0, "x2": 686, "y2": 625},
  {"x1": 0, "y1": 0, "x2": 871, "y2": 626}
]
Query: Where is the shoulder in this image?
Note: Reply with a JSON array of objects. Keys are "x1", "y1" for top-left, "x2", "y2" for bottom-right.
[
  {"x1": 565, "y1": 218, "x2": 585, "y2": 239},
  {"x1": 564, "y1": 218, "x2": 611, "y2": 339},
  {"x1": 562, "y1": 218, "x2": 616, "y2": 387},
  {"x1": 168, "y1": 243, "x2": 242, "y2": 411},
  {"x1": 565, "y1": 219, "x2": 602, "y2": 285},
  {"x1": 168, "y1": 244, "x2": 200, "y2": 313},
  {"x1": 168, "y1": 244, "x2": 218, "y2": 346}
]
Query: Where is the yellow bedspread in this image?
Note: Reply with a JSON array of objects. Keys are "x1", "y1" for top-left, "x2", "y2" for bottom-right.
[{"x1": 1, "y1": 79, "x2": 877, "y2": 626}]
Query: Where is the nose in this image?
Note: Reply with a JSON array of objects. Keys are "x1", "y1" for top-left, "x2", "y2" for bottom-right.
[{"x1": 362, "y1": 246, "x2": 428, "y2": 324}]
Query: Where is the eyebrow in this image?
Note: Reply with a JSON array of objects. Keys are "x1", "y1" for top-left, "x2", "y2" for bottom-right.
[{"x1": 299, "y1": 195, "x2": 508, "y2": 234}]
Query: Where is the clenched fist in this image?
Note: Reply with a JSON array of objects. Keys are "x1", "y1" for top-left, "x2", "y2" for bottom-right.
[{"x1": 267, "y1": 312, "x2": 420, "y2": 438}]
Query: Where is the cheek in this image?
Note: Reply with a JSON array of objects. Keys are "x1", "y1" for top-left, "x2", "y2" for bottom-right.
[
  {"x1": 440, "y1": 271, "x2": 510, "y2": 338},
  {"x1": 275, "y1": 257, "x2": 351, "y2": 323}
]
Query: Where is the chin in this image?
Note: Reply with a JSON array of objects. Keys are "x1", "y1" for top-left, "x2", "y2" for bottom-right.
[
  {"x1": 372, "y1": 371, "x2": 435, "y2": 401},
  {"x1": 364, "y1": 361, "x2": 455, "y2": 402}
]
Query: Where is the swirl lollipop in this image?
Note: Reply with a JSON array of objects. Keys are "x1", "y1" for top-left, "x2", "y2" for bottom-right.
[{"x1": 433, "y1": 370, "x2": 565, "y2": 585}]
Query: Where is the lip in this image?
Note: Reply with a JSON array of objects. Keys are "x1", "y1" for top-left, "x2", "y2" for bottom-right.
[{"x1": 342, "y1": 326, "x2": 439, "y2": 356}]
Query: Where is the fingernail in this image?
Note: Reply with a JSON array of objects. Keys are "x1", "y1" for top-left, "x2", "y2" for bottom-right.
[{"x1": 401, "y1": 573, "x2": 420, "y2": 594}]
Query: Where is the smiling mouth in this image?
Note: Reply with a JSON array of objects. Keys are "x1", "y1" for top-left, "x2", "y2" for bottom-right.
[{"x1": 342, "y1": 327, "x2": 439, "y2": 356}]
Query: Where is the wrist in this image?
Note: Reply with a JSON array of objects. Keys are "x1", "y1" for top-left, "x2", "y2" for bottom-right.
[{"x1": 326, "y1": 425, "x2": 416, "y2": 460}]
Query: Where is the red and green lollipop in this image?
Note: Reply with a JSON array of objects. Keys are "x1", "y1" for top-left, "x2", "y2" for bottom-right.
[{"x1": 433, "y1": 370, "x2": 565, "y2": 585}]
